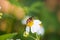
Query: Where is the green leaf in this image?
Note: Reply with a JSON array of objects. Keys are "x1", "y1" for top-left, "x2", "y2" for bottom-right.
[{"x1": 0, "y1": 33, "x2": 17, "y2": 40}]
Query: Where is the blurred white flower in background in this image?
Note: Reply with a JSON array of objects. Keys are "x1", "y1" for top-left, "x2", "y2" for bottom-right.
[
  {"x1": 0, "y1": 13, "x2": 3, "y2": 19},
  {"x1": 0, "y1": 6, "x2": 3, "y2": 19}
]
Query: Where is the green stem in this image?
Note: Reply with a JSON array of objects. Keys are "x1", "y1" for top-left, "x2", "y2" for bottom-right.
[
  {"x1": 29, "y1": 35, "x2": 36, "y2": 40},
  {"x1": 36, "y1": 33, "x2": 40, "y2": 40}
]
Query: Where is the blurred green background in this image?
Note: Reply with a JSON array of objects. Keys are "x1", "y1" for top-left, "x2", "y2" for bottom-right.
[{"x1": 0, "y1": 0, "x2": 60, "y2": 40}]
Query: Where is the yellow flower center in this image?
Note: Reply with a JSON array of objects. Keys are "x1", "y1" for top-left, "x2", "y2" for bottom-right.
[{"x1": 27, "y1": 21, "x2": 33, "y2": 27}]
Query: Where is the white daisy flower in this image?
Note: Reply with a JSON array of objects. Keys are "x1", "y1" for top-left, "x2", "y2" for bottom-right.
[{"x1": 26, "y1": 19, "x2": 44, "y2": 35}]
